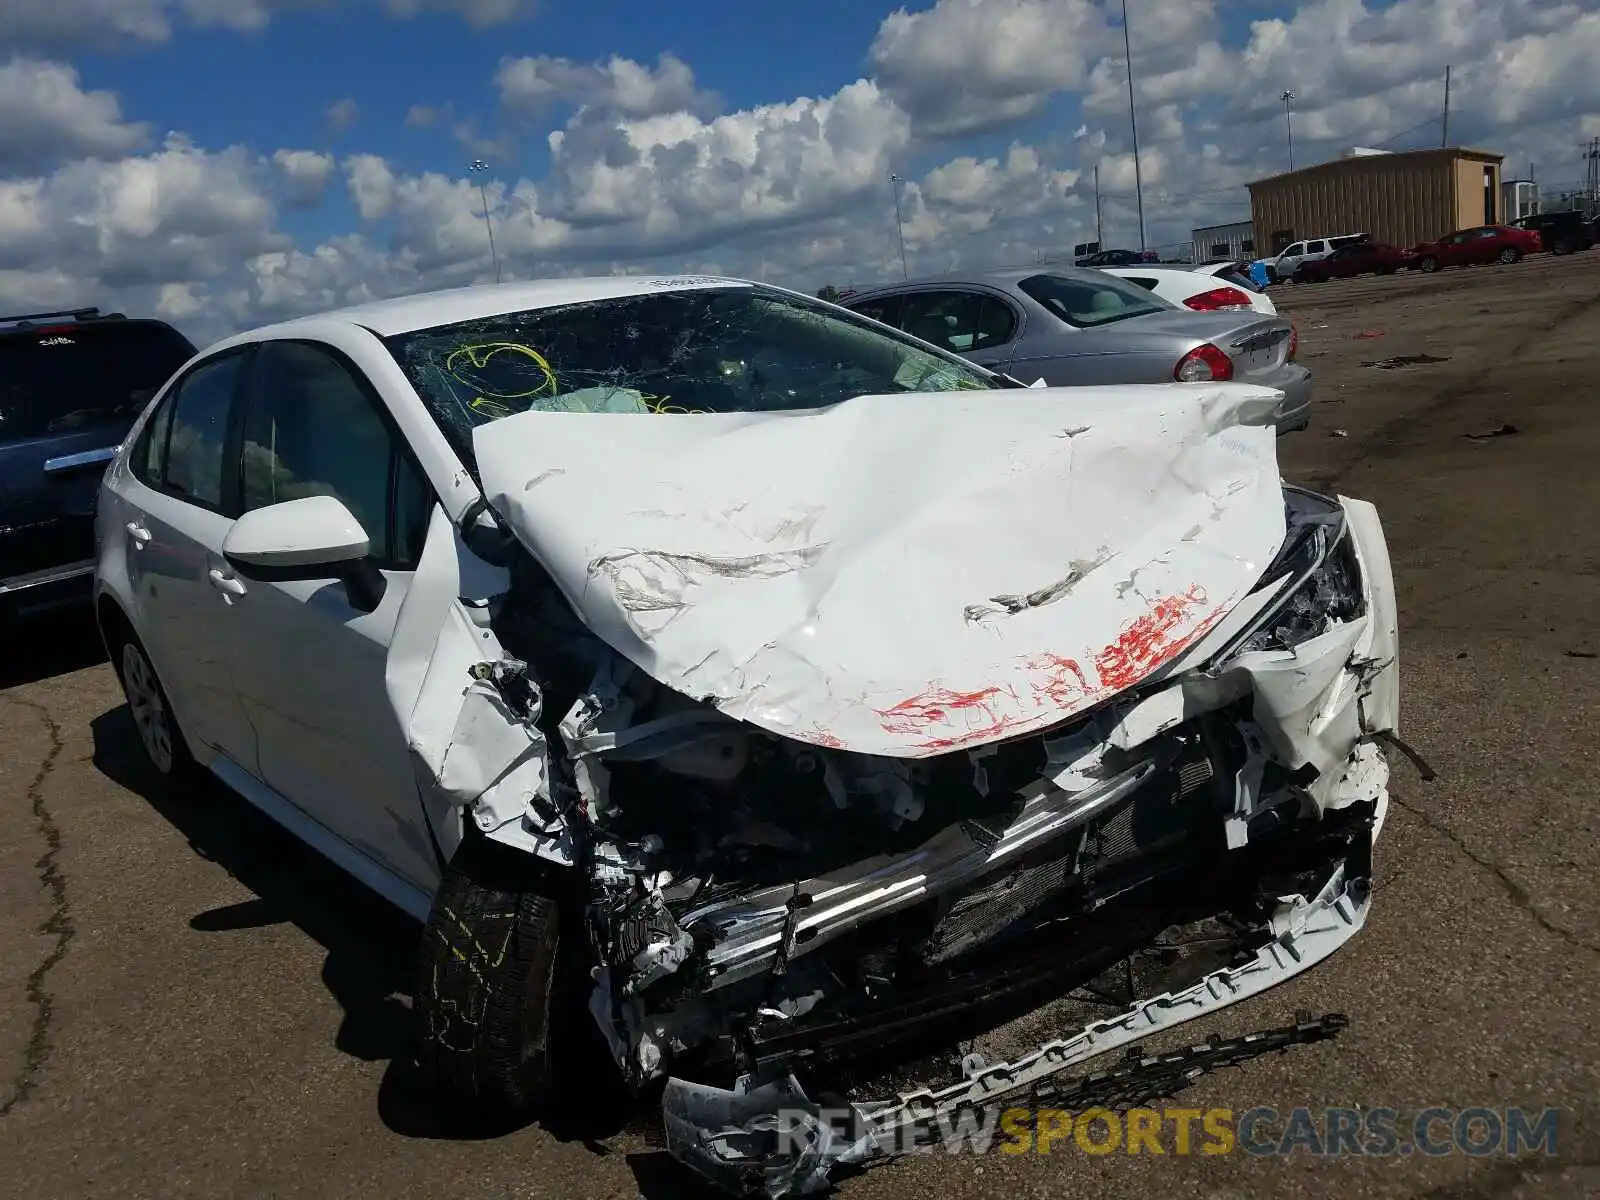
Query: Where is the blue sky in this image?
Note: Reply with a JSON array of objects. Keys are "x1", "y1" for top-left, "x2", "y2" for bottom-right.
[
  {"x1": 2, "y1": 0, "x2": 1595, "y2": 339},
  {"x1": 70, "y1": 0, "x2": 1292, "y2": 246}
]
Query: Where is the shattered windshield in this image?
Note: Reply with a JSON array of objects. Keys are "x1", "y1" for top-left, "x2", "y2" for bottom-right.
[{"x1": 386, "y1": 284, "x2": 1009, "y2": 460}]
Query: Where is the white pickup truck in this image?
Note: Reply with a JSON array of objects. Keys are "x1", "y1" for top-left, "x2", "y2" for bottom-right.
[{"x1": 1264, "y1": 233, "x2": 1369, "y2": 283}]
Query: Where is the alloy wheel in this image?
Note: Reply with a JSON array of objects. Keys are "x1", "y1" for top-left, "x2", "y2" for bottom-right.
[{"x1": 122, "y1": 641, "x2": 175, "y2": 774}]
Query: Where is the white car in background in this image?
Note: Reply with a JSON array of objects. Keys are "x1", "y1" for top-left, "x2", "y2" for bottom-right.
[
  {"x1": 92, "y1": 274, "x2": 1400, "y2": 1195},
  {"x1": 1103, "y1": 264, "x2": 1279, "y2": 315}
]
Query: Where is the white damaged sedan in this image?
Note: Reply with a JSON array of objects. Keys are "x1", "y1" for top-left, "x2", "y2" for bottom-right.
[{"x1": 94, "y1": 275, "x2": 1404, "y2": 1195}]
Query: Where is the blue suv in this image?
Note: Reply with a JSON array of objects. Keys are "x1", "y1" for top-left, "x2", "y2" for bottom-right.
[{"x1": 1, "y1": 307, "x2": 196, "y2": 621}]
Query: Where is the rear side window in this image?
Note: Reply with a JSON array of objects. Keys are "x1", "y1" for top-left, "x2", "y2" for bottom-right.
[
  {"x1": 163, "y1": 354, "x2": 245, "y2": 509},
  {"x1": 0, "y1": 322, "x2": 194, "y2": 443},
  {"x1": 896, "y1": 291, "x2": 1016, "y2": 353}
]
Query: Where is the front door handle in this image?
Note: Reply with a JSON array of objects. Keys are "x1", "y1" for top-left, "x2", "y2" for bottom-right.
[
  {"x1": 207, "y1": 568, "x2": 247, "y2": 596},
  {"x1": 126, "y1": 521, "x2": 151, "y2": 545}
]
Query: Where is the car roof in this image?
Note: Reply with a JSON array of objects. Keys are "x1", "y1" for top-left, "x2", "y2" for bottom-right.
[
  {"x1": 0, "y1": 307, "x2": 181, "y2": 339},
  {"x1": 847, "y1": 266, "x2": 1100, "y2": 300},
  {"x1": 211, "y1": 274, "x2": 757, "y2": 346}
]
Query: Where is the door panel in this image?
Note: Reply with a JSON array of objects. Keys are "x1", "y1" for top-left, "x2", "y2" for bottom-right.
[
  {"x1": 122, "y1": 351, "x2": 258, "y2": 767},
  {"x1": 222, "y1": 340, "x2": 440, "y2": 891}
]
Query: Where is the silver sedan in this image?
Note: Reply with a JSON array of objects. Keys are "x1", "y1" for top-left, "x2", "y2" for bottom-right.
[{"x1": 844, "y1": 266, "x2": 1312, "y2": 434}]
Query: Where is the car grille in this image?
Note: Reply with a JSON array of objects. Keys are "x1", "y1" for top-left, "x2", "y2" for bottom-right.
[{"x1": 923, "y1": 730, "x2": 1225, "y2": 966}]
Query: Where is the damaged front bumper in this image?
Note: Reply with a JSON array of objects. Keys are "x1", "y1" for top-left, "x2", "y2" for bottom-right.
[
  {"x1": 663, "y1": 862, "x2": 1368, "y2": 1197},
  {"x1": 391, "y1": 479, "x2": 1404, "y2": 1198},
  {"x1": 651, "y1": 489, "x2": 1401, "y2": 1195}
]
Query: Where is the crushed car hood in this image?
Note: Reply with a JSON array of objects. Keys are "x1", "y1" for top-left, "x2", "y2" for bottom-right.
[{"x1": 472, "y1": 383, "x2": 1289, "y2": 758}]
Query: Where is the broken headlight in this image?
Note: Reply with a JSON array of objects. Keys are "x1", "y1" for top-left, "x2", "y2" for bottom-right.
[{"x1": 1237, "y1": 526, "x2": 1364, "y2": 653}]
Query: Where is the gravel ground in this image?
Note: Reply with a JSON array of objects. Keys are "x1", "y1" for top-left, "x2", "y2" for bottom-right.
[{"x1": 3, "y1": 252, "x2": 1598, "y2": 1199}]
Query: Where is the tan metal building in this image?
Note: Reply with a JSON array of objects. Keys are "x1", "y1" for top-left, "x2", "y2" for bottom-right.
[{"x1": 1247, "y1": 147, "x2": 1506, "y2": 254}]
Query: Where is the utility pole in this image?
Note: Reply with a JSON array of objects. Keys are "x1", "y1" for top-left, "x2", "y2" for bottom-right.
[
  {"x1": 1281, "y1": 90, "x2": 1296, "y2": 171},
  {"x1": 1094, "y1": 162, "x2": 1104, "y2": 246},
  {"x1": 1441, "y1": 64, "x2": 1451, "y2": 148},
  {"x1": 468, "y1": 159, "x2": 502, "y2": 284},
  {"x1": 1121, "y1": 0, "x2": 1146, "y2": 251},
  {"x1": 889, "y1": 173, "x2": 910, "y2": 280}
]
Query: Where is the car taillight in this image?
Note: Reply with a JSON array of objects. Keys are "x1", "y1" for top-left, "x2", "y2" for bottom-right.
[
  {"x1": 1174, "y1": 343, "x2": 1234, "y2": 382},
  {"x1": 1287, "y1": 323, "x2": 1298, "y2": 361},
  {"x1": 1184, "y1": 286, "x2": 1253, "y2": 311}
]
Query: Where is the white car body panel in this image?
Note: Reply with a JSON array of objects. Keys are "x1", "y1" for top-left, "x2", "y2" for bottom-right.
[
  {"x1": 1104, "y1": 265, "x2": 1278, "y2": 315},
  {"x1": 472, "y1": 383, "x2": 1288, "y2": 758}
]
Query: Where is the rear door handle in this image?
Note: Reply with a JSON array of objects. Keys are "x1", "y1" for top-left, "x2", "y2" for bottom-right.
[
  {"x1": 126, "y1": 521, "x2": 151, "y2": 545},
  {"x1": 208, "y1": 568, "x2": 247, "y2": 596}
]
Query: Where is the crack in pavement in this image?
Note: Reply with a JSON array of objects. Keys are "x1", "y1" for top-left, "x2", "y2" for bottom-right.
[
  {"x1": 0, "y1": 696, "x2": 72, "y2": 1119},
  {"x1": 1391, "y1": 793, "x2": 1600, "y2": 957}
]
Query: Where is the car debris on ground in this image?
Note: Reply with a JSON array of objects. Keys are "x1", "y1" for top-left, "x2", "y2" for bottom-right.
[{"x1": 1360, "y1": 354, "x2": 1450, "y2": 369}]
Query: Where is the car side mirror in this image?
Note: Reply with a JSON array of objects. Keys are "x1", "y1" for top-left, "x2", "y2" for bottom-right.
[{"x1": 222, "y1": 494, "x2": 387, "y2": 612}]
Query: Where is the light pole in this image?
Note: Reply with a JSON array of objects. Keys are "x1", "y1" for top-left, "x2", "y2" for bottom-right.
[
  {"x1": 1280, "y1": 90, "x2": 1297, "y2": 172},
  {"x1": 889, "y1": 173, "x2": 910, "y2": 280},
  {"x1": 469, "y1": 159, "x2": 502, "y2": 284},
  {"x1": 1121, "y1": 0, "x2": 1146, "y2": 252}
]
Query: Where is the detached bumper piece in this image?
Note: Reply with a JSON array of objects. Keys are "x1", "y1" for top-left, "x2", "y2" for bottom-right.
[{"x1": 662, "y1": 863, "x2": 1367, "y2": 1197}]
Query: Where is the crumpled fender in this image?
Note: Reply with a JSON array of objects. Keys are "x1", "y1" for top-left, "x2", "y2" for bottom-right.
[{"x1": 384, "y1": 504, "x2": 572, "y2": 867}]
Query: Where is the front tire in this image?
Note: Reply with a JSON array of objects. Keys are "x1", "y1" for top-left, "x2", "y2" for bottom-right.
[
  {"x1": 1419, "y1": 256, "x2": 1440, "y2": 273},
  {"x1": 1498, "y1": 247, "x2": 1521, "y2": 264},
  {"x1": 414, "y1": 851, "x2": 565, "y2": 1113}
]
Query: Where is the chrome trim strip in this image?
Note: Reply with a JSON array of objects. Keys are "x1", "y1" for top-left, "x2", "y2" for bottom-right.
[
  {"x1": 42, "y1": 445, "x2": 118, "y2": 473},
  {"x1": 685, "y1": 758, "x2": 1158, "y2": 991},
  {"x1": 0, "y1": 559, "x2": 96, "y2": 595}
]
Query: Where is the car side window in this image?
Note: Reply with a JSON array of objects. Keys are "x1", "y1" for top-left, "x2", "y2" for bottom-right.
[
  {"x1": 1306, "y1": 240, "x2": 1326, "y2": 253},
  {"x1": 132, "y1": 391, "x2": 176, "y2": 485},
  {"x1": 239, "y1": 341, "x2": 433, "y2": 569},
  {"x1": 1283, "y1": 242, "x2": 1304, "y2": 257},
  {"x1": 846, "y1": 294, "x2": 906, "y2": 328},
  {"x1": 162, "y1": 354, "x2": 245, "y2": 508},
  {"x1": 1124, "y1": 276, "x2": 1160, "y2": 290},
  {"x1": 896, "y1": 291, "x2": 1013, "y2": 353}
]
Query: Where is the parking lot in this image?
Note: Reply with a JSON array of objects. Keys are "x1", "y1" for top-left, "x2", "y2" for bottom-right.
[{"x1": 2, "y1": 253, "x2": 1599, "y2": 1199}]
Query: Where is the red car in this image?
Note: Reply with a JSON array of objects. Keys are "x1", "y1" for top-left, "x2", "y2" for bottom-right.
[
  {"x1": 1410, "y1": 225, "x2": 1543, "y2": 273},
  {"x1": 1295, "y1": 241, "x2": 1415, "y2": 282}
]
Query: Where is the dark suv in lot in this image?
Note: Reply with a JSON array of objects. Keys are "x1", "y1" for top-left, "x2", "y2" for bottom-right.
[
  {"x1": 1, "y1": 307, "x2": 196, "y2": 621},
  {"x1": 1512, "y1": 210, "x2": 1595, "y2": 255}
]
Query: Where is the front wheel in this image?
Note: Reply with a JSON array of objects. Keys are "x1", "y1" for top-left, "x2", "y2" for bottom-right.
[
  {"x1": 414, "y1": 851, "x2": 566, "y2": 1113},
  {"x1": 1419, "y1": 256, "x2": 1440, "y2": 273},
  {"x1": 1498, "y1": 247, "x2": 1521, "y2": 265}
]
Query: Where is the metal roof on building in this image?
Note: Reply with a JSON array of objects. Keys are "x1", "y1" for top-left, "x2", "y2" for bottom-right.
[{"x1": 1246, "y1": 146, "x2": 1504, "y2": 190}]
